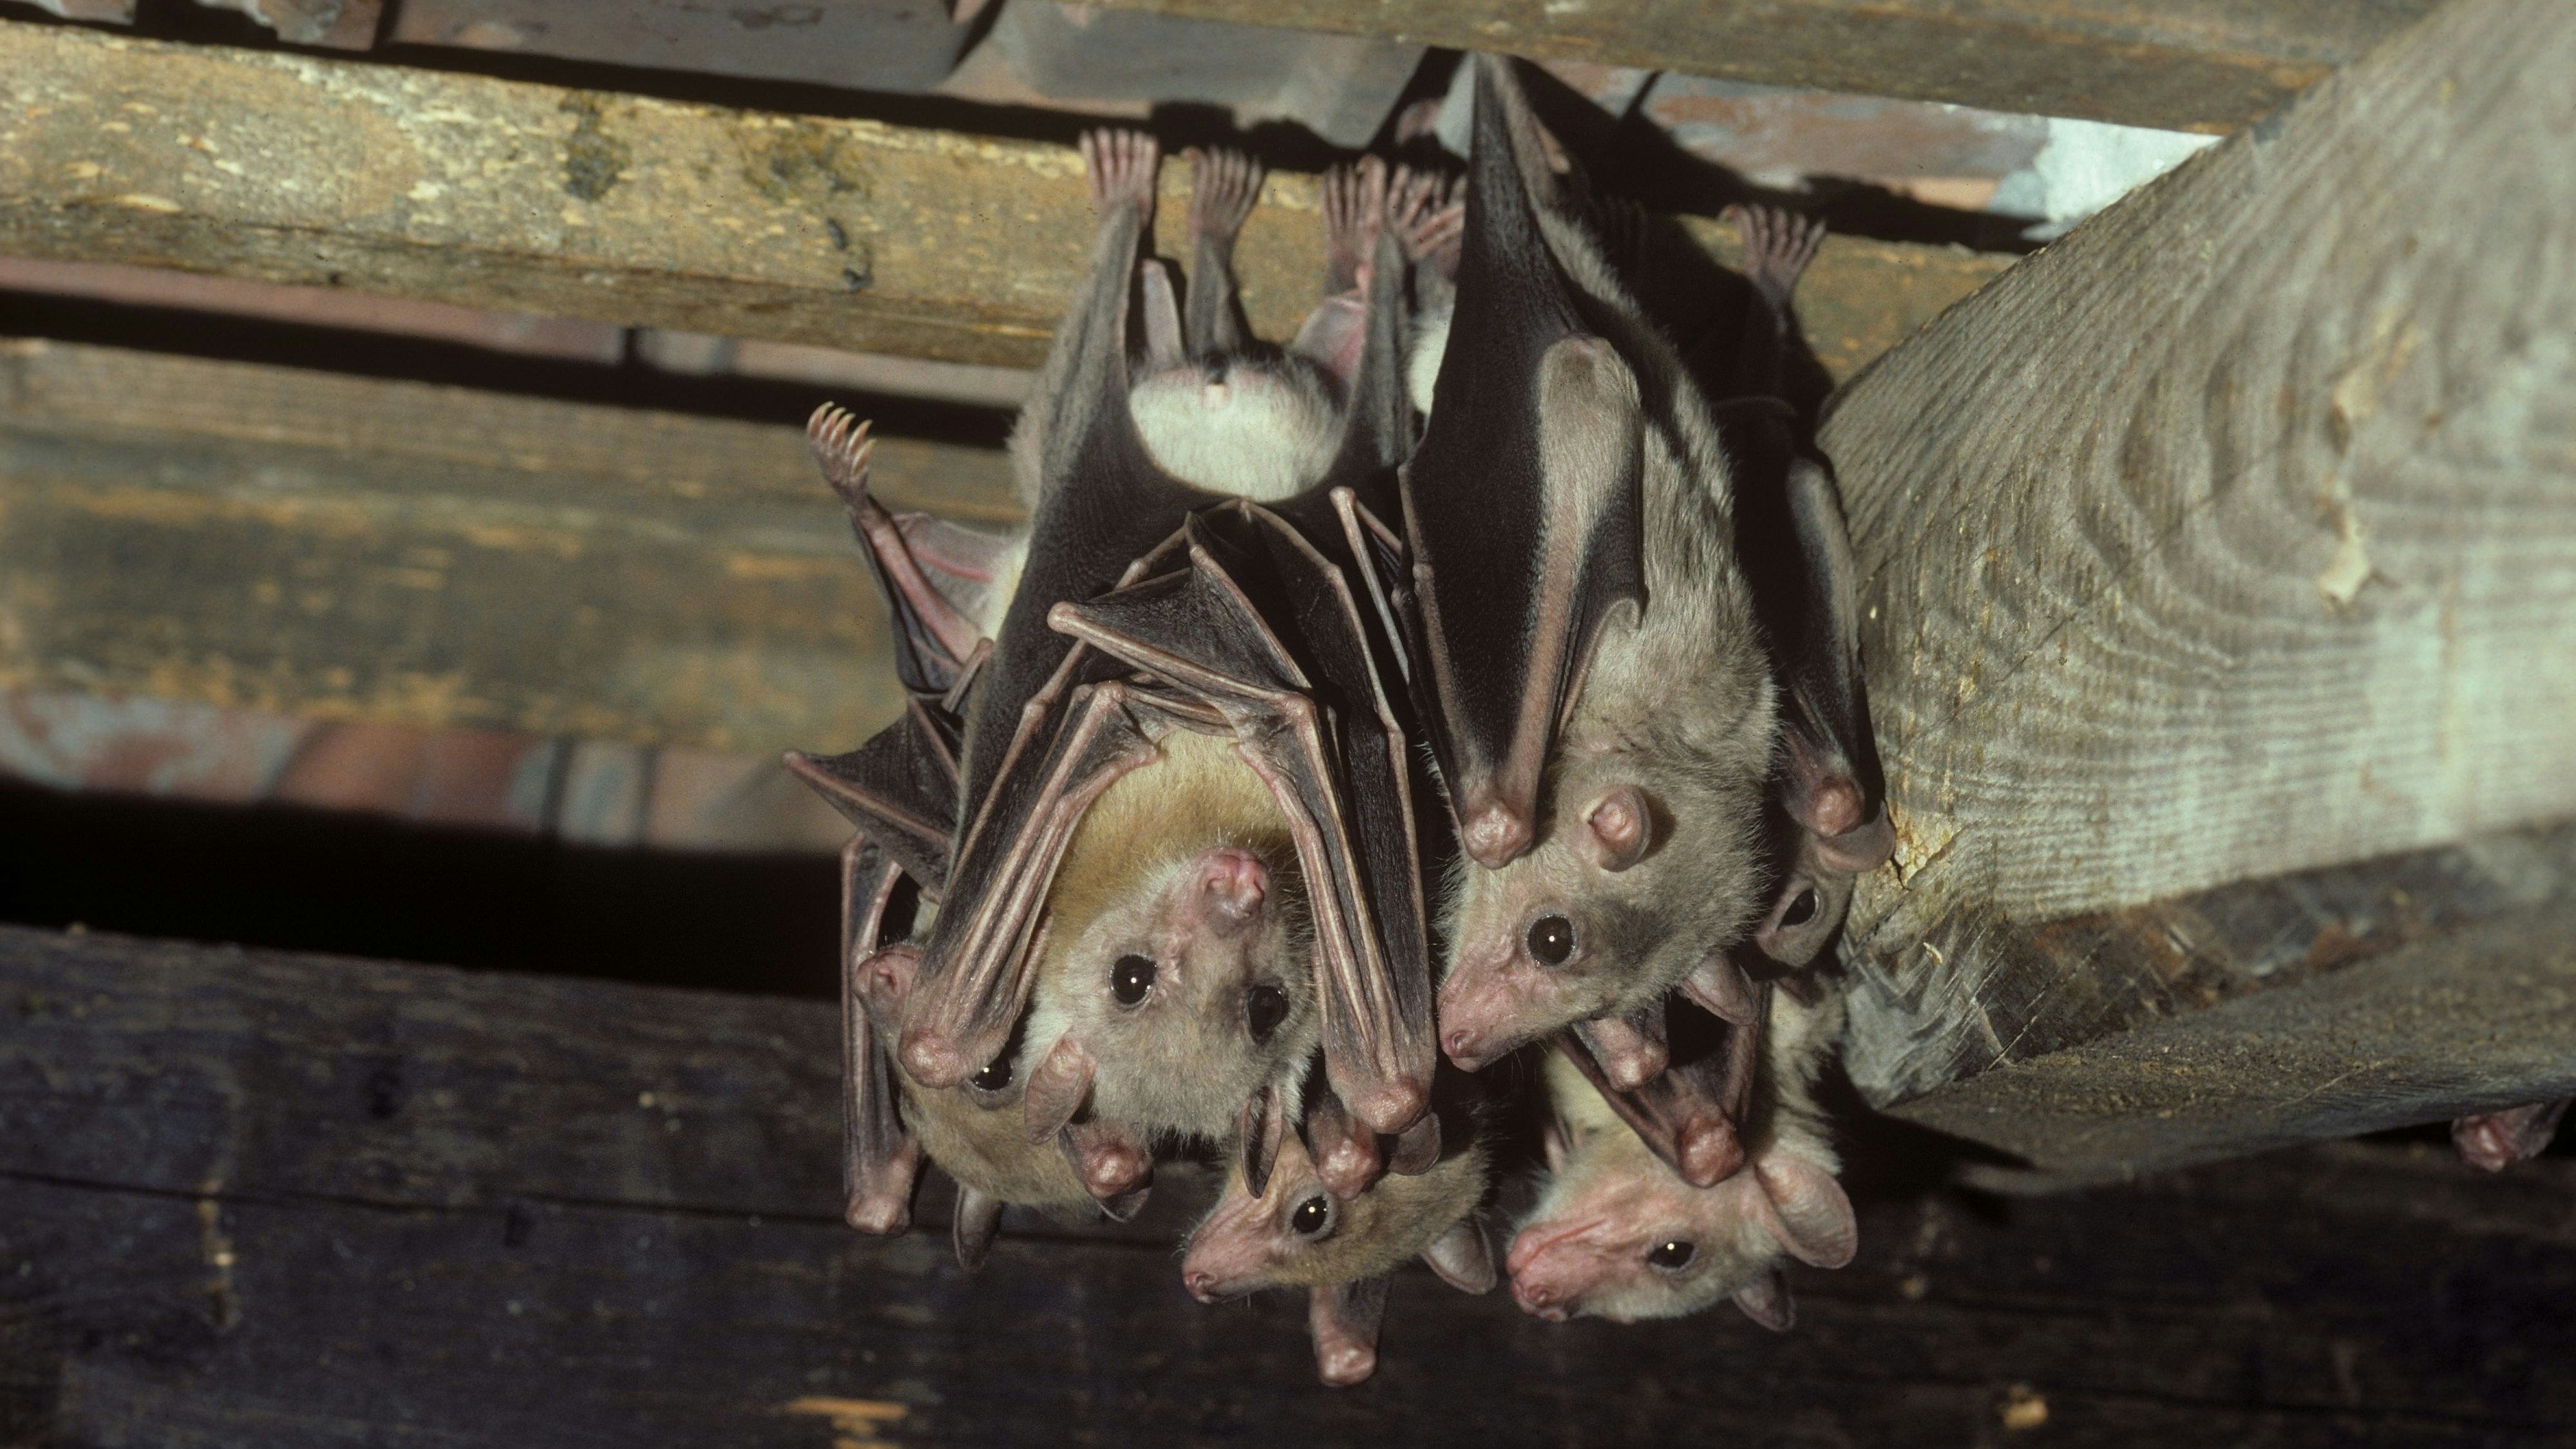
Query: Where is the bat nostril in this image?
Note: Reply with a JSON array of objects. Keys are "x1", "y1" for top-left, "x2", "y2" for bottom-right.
[{"x1": 1184, "y1": 1271, "x2": 1218, "y2": 1302}]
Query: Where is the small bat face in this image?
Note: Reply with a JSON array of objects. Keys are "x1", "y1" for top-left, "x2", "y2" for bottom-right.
[
  {"x1": 1506, "y1": 1147, "x2": 1780, "y2": 1322},
  {"x1": 1128, "y1": 360, "x2": 1341, "y2": 504},
  {"x1": 1046, "y1": 841, "x2": 1315, "y2": 1139},
  {"x1": 1028, "y1": 728, "x2": 1320, "y2": 1144},
  {"x1": 1510, "y1": 1048, "x2": 1852, "y2": 1323},
  {"x1": 1435, "y1": 745, "x2": 1767, "y2": 1071},
  {"x1": 1183, "y1": 1118, "x2": 1489, "y2": 1299}
]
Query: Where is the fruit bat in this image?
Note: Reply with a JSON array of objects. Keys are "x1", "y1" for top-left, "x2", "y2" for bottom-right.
[
  {"x1": 1181, "y1": 1066, "x2": 1494, "y2": 1386},
  {"x1": 785, "y1": 406, "x2": 1156, "y2": 1249},
  {"x1": 1714, "y1": 204, "x2": 1896, "y2": 971},
  {"x1": 1507, "y1": 986, "x2": 1853, "y2": 1325},
  {"x1": 1406, "y1": 57, "x2": 1784, "y2": 1072},
  {"x1": 2453, "y1": 1099, "x2": 2570, "y2": 1171},
  {"x1": 889, "y1": 131, "x2": 1444, "y2": 1178}
]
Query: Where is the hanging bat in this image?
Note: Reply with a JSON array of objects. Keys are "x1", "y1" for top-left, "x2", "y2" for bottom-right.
[
  {"x1": 785, "y1": 408, "x2": 1157, "y2": 1247},
  {"x1": 1181, "y1": 1066, "x2": 1495, "y2": 1386},
  {"x1": 1009, "y1": 153, "x2": 1454, "y2": 1160},
  {"x1": 1506, "y1": 985, "x2": 1853, "y2": 1325},
  {"x1": 2454, "y1": 1099, "x2": 2570, "y2": 1171},
  {"x1": 1405, "y1": 56, "x2": 1785, "y2": 1073},
  {"x1": 898, "y1": 133, "x2": 1446, "y2": 1158},
  {"x1": 1715, "y1": 204, "x2": 1896, "y2": 971}
]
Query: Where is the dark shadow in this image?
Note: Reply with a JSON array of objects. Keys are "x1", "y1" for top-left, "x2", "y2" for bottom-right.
[
  {"x1": 0, "y1": 290, "x2": 1016, "y2": 450},
  {"x1": 0, "y1": 779, "x2": 838, "y2": 999}
]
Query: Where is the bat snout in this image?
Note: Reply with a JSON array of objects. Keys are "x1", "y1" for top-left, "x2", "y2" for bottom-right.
[
  {"x1": 1506, "y1": 1220, "x2": 1613, "y2": 1321},
  {"x1": 1183, "y1": 1267, "x2": 1222, "y2": 1303}
]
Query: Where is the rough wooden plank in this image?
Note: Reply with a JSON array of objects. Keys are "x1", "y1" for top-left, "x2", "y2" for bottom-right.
[
  {"x1": 1079, "y1": 0, "x2": 2442, "y2": 133},
  {"x1": 0, "y1": 338, "x2": 1015, "y2": 753},
  {"x1": 0, "y1": 922, "x2": 2567, "y2": 1443},
  {"x1": 1815, "y1": 0, "x2": 2576, "y2": 1154},
  {"x1": 0, "y1": 22, "x2": 2007, "y2": 379}
]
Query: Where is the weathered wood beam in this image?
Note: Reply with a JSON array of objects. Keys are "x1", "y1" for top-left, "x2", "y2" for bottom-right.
[
  {"x1": 1079, "y1": 0, "x2": 2443, "y2": 133},
  {"x1": 1, "y1": 922, "x2": 2568, "y2": 1441},
  {"x1": 0, "y1": 337, "x2": 1014, "y2": 754},
  {"x1": 1820, "y1": 0, "x2": 2576, "y2": 1177},
  {"x1": 0, "y1": 22, "x2": 2009, "y2": 376}
]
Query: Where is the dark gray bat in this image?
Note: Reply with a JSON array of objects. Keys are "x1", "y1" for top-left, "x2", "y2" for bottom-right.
[
  {"x1": 1407, "y1": 58, "x2": 1786, "y2": 1073},
  {"x1": 1508, "y1": 993, "x2": 1853, "y2": 1325}
]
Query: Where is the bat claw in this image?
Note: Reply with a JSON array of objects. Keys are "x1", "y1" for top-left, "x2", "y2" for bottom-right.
[{"x1": 1459, "y1": 803, "x2": 1533, "y2": 869}]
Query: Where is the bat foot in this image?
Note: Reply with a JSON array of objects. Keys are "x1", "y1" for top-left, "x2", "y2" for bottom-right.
[
  {"x1": 1388, "y1": 166, "x2": 1463, "y2": 277},
  {"x1": 1320, "y1": 155, "x2": 1390, "y2": 296},
  {"x1": 1081, "y1": 128, "x2": 1160, "y2": 223},
  {"x1": 1185, "y1": 146, "x2": 1264, "y2": 250},
  {"x1": 804, "y1": 401, "x2": 874, "y2": 505},
  {"x1": 1725, "y1": 204, "x2": 1826, "y2": 317}
]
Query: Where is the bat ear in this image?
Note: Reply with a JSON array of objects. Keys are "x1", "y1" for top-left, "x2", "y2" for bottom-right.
[
  {"x1": 951, "y1": 1186, "x2": 1004, "y2": 1272},
  {"x1": 1752, "y1": 850, "x2": 1855, "y2": 969},
  {"x1": 1022, "y1": 1035, "x2": 1095, "y2": 1145},
  {"x1": 1752, "y1": 1157, "x2": 1858, "y2": 1269},
  {"x1": 856, "y1": 943, "x2": 920, "y2": 1025},
  {"x1": 1731, "y1": 1269, "x2": 1796, "y2": 1332},
  {"x1": 1420, "y1": 1218, "x2": 1496, "y2": 1294},
  {"x1": 1387, "y1": 1109, "x2": 1443, "y2": 1176},
  {"x1": 1140, "y1": 258, "x2": 1187, "y2": 373},
  {"x1": 1308, "y1": 1277, "x2": 1391, "y2": 1387},
  {"x1": 1679, "y1": 951, "x2": 1762, "y2": 1027},
  {"x1": 1240, "y1": 1081, "x2": 1289, "y2": 1200},
  {"x1": 1578, "y1": 784, "x2": 1653, "y2": 873}
]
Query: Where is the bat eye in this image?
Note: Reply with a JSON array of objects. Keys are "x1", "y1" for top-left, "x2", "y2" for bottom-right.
[
  {"x1": 1779, "y1": 888, "x2": 1819, "y2": 929},
  {"x1": 1526, "y1": 915, "x2": 1576, "y2": 966},
  {"x1": 1111, "y1": 954, "x2": 1157, "y2": 1006},
  {"x1": 1647, "y1": 1239, "x2": 1696, "y2": 1271},
  {"x1": 1245, "y1": 984, "x2": 1289, "y2": 1043},
  {"x1": 1289, "y1": 1195, "x2": 1334, "y2": 1238},
  {"x1": 969, "y1": 1057, "x2": 1013, "y2": 1092}
]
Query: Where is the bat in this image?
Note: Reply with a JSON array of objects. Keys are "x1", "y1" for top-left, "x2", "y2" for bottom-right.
[
  {"x1": 891, "y1": 131, "x2": 1449, "y2": 1164},
  {"x1": 785, "y1": 406, "x2": 1159, "y2": 1247},
  {"x1": 1714, "y1": 204, "x2": 1897, "y2": 971},
  {"x1": 1506, "y1": 987, "x2": 1853, "y2": 1325},
  {"x1": 1552, "y1": 982, "x2": 1766, "y2": 1189},
  {"x1": 1181, "y1": 1066, "x2": 1494, "y2": 1387},
  {"x1": 2453, "y1": 1099, "x2": 2570, "y2": 1171},
  {"x1": 1407, "y1": 57, "x2": 1785, "y2": 1072}
]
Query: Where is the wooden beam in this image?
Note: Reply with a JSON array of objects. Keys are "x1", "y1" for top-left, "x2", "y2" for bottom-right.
[
  {"x1": 0, "y1": 337, "x2": 1014, "y2": 754},
  {"x1": 1077, "y1": 0, "x2": 2443, "y2": 133},
  {"x1": 1819, "y1": 0, "x2": 2576, "y2": 1175},
  {"x1": 0, "y1": 22, "x2": 2009, "y2": 376},
  {"x1": 1, "y1": 922, "x2": 2569, "y2": 1441}
]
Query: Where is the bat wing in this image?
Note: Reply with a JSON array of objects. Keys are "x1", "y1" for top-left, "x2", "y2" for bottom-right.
[
  {"x1": 839, "y1": 840, "x2": 923, "y2": 1235},
  {"x1": 1054, "y1": 507, "x2": 1437, "y2": 1137},
  {"x1": 1399, "y1": 55, "x2": 1646, "y2": 867},
  {"x1": 1722, "y1": 404, "x2": 1895, "y2": 965},
  {"x1": 910, "y1": 133, "x2": 1214, "y2": 1085},
  {"x1": 785, "y1": 693, "x2": 962, "y2": 898}
]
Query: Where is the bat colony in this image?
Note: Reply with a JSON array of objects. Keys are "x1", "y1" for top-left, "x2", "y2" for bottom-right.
[{"x1": 785, "y1": 55, "x2": 1895, "y2": 1385}]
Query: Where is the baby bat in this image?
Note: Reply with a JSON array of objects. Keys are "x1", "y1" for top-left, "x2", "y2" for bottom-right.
[
  {"x1": 1408, "y1": 61, "x2": 1891, "y2": 1078},
  {"x1": 1506, "y1": 985, "x2": 1854, "y2": 1325},
  {"x1": 1182, "y1": 1070, "x2": 1495, "y2": 1386}
]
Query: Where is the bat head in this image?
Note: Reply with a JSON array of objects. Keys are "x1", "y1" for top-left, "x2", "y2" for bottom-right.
[
  {"x1": 1182, "y1": 1110, "x2": 1492, "y2": 1300},
  {"x1": 1128, "y1": 358, "x2": 1341, "y2": 504},
  {"x1": 1510, "y1": 1059, "x2": 1852, "y2": 1323},
  {"x1": 1435, "y1": 728, "x2": 1770, "y2": 1071},
  {"x1": 1024, "y1": 728, "x2": 1320, "y2": 1146}
]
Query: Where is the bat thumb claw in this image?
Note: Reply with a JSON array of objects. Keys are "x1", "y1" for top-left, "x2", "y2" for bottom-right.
[{"x1": 1459, "y1": 803, "x2": 1533, "y2": 867}]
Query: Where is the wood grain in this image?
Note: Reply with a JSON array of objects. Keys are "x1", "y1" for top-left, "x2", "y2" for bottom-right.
[
  {"x1": 1818, "y1": 0, "x2": 2576, "y2": 1153},
  {"x1": 0, "y1": 23, "x2": 2007, "y2": 378},
  {"x1": 0, "y1": 923, "x2": 2568, "y2": 1443},
  {"x1": 0, "y1": 339, "x2": 1014, "y2": 754},
  {"x1": 1075, "y1": 0, "x2": 2442, "y2": 132}
]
